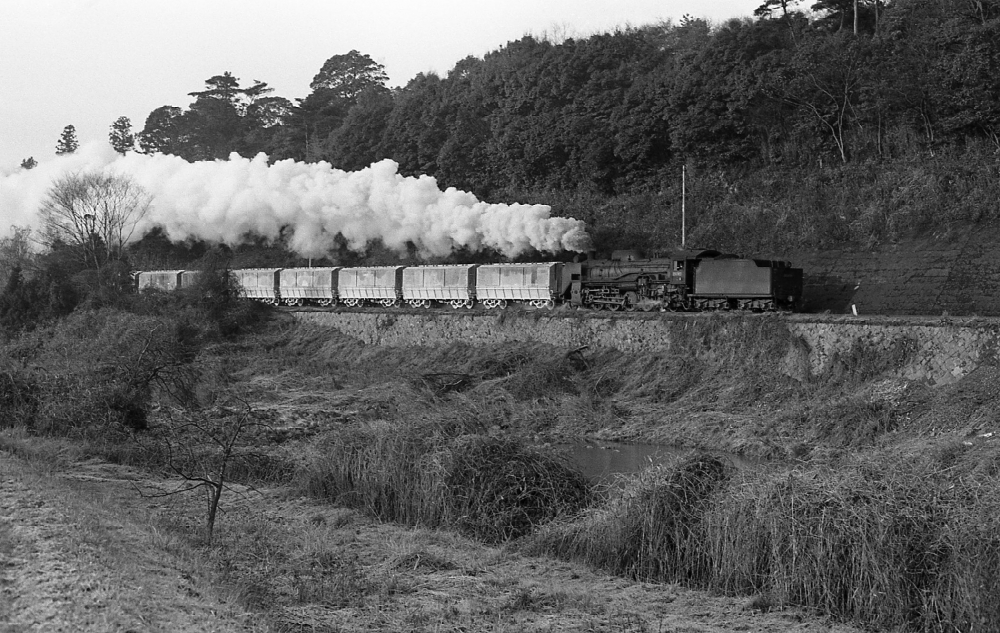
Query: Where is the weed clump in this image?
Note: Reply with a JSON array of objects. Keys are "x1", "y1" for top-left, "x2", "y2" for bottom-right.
[
  {"x1": 446, "y1": 436, "x2": 590, "y2": 541},
  {"x1": 526, "y1": 449, "x2": 1000, "y2": 632},
  {"x1": 523, "y1": 453, "x2": 731, "y2": 580},
  {"x1": 294, "y1": 423, "x2": 590, "y2": 543}
]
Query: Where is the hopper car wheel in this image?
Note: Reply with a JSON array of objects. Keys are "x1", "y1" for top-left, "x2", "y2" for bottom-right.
[
  {"x1": 285, "y1": 298, "x2": 302, "y2": 307},
  {"x1": 382, "y1": 298, "x2": 400, "y2": 308},
  {"x1": 344, "y1": 298, "x2": 360, "y2": 308},
  {"x1": 482, "y1": 299, "x2": 496, "y2": 309},
  {"x1": 528, "y1": 299, "x2": 554, "y2": 310},
  {"x1": 421, "y1": 299, "x2": 432, "y2": 308},
  {"x1": 496, "y1": 299, "x2": 508, "y2": 310}
]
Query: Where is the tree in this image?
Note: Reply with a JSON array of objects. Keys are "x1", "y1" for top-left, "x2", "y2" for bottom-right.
[
  {"x1": 19, "y1": 157, "x2": 37, "y2": 170},
  {"x1": 310, "y1": 50, "x2": 389, "y2": 99},
  {"x1": 0, "y1": 266, "x2": 46, "y2": 334},
  {"x1": 138, "y1": 106, "x2": 185, "y2": 154},
  {"x1": 188, "y1": 71, "x2": 243, "y2": 106},
  {"x1": 0, "y1": 226, "x2": 34, "y2": 292},
  {"x1": 137, "y1": 399, "x2": 268, "y2": 543},
  {"x1": 39, "y1": 172, "x2": 151, "y2": 268},
  {"x1": 55, "y1": 125, "x2": 79, "y2": 155},
  {"x1": 755, "y1": 0, "x2": 801, "y2": 18},
  {"x1": 323, "y1": 88, "x2": 395, "y2": 171},
  {"x1": 276, "y1": 51, "x2": 391, "y2": 161},
  {"x1": 138, "y1": 74, "x2": 291, "y2": 160},
  {"x1": 181, "y1": 97, "x2": 242, "y2": 160},
  {"x1": 760, "y1": 32, "x2": 873, "y2": 163},
  {"x1": 109, "y1": 116, "x2": 135, "y2": 155}
]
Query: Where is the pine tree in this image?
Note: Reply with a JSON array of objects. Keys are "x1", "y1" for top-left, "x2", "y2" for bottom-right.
[
  {"x1": 55, "y1": 125, "x2": 79, "y2": 155},
  {"x1": 19, "y1": 157, "x2": 37, "y2": 169},
  {"x1": 109, "y1": 116, "x2": 135, "y2": 155}
]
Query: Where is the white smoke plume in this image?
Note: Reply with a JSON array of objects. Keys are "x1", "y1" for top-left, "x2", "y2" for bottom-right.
[{"x1": 0, "y1": 143, "x2": 591, "y2": 258}]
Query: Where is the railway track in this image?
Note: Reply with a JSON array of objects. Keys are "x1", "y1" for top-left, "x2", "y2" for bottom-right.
[{"x1": 279, "y1": 303, "x2": 993, "y2": 327}]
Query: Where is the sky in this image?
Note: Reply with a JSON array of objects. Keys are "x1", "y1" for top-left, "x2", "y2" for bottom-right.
[{"x1": 0, "y1": 0, "x2": 756, "y2": 173}]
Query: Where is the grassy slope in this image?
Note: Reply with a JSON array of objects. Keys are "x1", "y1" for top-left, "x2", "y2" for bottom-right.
[
  {"x1": 536, "y1": 151, "x2": 1000, "y2": 316},
  {"x1": 5, "y1": 307, "x2": 1000, "y2": 631}
]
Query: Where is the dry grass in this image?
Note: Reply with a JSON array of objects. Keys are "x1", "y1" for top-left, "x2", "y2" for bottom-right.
[
  {"x1": 5, "y1": 310, "x2": 1000, "y2": 631},
  {"x1": 0, "y1": 454, "x2": 261, "y2": 631},
  {"x1": 525, "y1": 448, "x2": 1000, "y2": 631},
  {"x1": 293, "y1": 422, "x2": 590, "y2": 542}
]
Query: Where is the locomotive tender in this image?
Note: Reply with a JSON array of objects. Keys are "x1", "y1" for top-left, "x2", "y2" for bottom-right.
[{"x1": 136, "y1": 249, "x2": 803, "y2": 312}]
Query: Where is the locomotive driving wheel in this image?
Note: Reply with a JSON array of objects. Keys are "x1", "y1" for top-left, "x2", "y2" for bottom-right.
[{"x1": 624, "y1": 292, "x2": 638, "y2": 312}]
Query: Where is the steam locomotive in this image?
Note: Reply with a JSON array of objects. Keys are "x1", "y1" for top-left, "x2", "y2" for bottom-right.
[{"x1": 137, "y1": 248, "x2": 803, "y2": 312}]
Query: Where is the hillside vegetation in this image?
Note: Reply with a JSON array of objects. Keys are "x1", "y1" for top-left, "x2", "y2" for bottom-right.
[
  {"x1": 4, "y1": 286, "x2": 1000, "y2": 629},
  {"x1": 122, "y1": 0, "x2": 1000, "y2": 259}
]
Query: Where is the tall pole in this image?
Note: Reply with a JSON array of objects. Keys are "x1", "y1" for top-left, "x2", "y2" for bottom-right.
[{"x1": 681, "y1": 165, "x2": 686, "y2": 249}]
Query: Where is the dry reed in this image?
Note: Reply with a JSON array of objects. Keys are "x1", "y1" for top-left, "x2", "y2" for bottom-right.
[{"x1": 293, "y1": 422, "x2": 590, "y2": 542}]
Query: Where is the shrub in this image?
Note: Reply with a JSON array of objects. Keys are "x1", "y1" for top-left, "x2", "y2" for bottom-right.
[
  {"x1": 294, "y1": 422, "x2": 590, "y2": 543},
  {"x1": 0, "y1": 370, "x2": 38, "y2": 428}
]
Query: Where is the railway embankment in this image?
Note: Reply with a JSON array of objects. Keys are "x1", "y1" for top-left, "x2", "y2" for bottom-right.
[{"x1": 293, "y1": 310, "x2": 999, "y2": 388}]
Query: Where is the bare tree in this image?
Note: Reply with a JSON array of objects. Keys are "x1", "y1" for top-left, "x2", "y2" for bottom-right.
[
  {"x1": 136, "y1": 400, "x2": 268, "y2": 543},
  {"x1": 39, "y1": 171, "x2": 151, "y2": 267}
]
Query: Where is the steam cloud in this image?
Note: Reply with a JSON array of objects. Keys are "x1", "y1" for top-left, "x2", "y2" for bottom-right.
[{"x1": 0, "y1": 143, "x2": 591, "y2": 258}]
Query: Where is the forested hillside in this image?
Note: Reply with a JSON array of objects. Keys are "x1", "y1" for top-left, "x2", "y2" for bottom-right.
[{"x1": 132, "y1": 0, "x2": 1000, "y2": 258}]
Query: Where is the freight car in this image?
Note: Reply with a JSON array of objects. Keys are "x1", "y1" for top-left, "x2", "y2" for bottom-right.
[
  {"x1": 402, "y1": 264, "x2": 476, "y2": 309},
  {"x1": 136, "y1": 248, "x2": 802, "y2": 312},
  {"x1": 136, "y1": 270, "x2": 201, "y2": 292}
]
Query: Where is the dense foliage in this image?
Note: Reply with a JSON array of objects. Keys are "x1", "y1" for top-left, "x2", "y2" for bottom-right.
[
  {"x1": 135, "y1": 2, "x2": 999, "y2": 180},
  {"x1": 128, "y1": 1, "x2": 1000, "y2": 256}
]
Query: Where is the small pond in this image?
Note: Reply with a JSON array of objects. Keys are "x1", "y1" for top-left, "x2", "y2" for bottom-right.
[{"x1": 553, "y1": 442, "x2": 748, "y2": 485}]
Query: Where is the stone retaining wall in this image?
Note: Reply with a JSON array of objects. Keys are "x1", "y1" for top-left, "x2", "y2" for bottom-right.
[
  {"x1": 293, "y1": 311, "x2": 1000, "y2": 387},
  {"x1": 789, "y1": 225, "x2": 1000, "y2": 317}
]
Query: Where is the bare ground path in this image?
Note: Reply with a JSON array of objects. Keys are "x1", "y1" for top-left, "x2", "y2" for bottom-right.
[
  {"x1": 0, "y1": 452, "x2": 865, "y2": 633},
  {"x1": 0, "y1": 455, "x2": 258, "y2": 632}
]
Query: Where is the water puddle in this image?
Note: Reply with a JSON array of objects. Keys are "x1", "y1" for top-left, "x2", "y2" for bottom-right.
[{"x1": 553, "y1": 442, "x2": 747, "y2": 485}]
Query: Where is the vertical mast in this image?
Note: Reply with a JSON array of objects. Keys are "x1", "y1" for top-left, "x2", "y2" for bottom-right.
[{"x1": 681, "y1": 165, "x2": 686, "y2": 249}]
